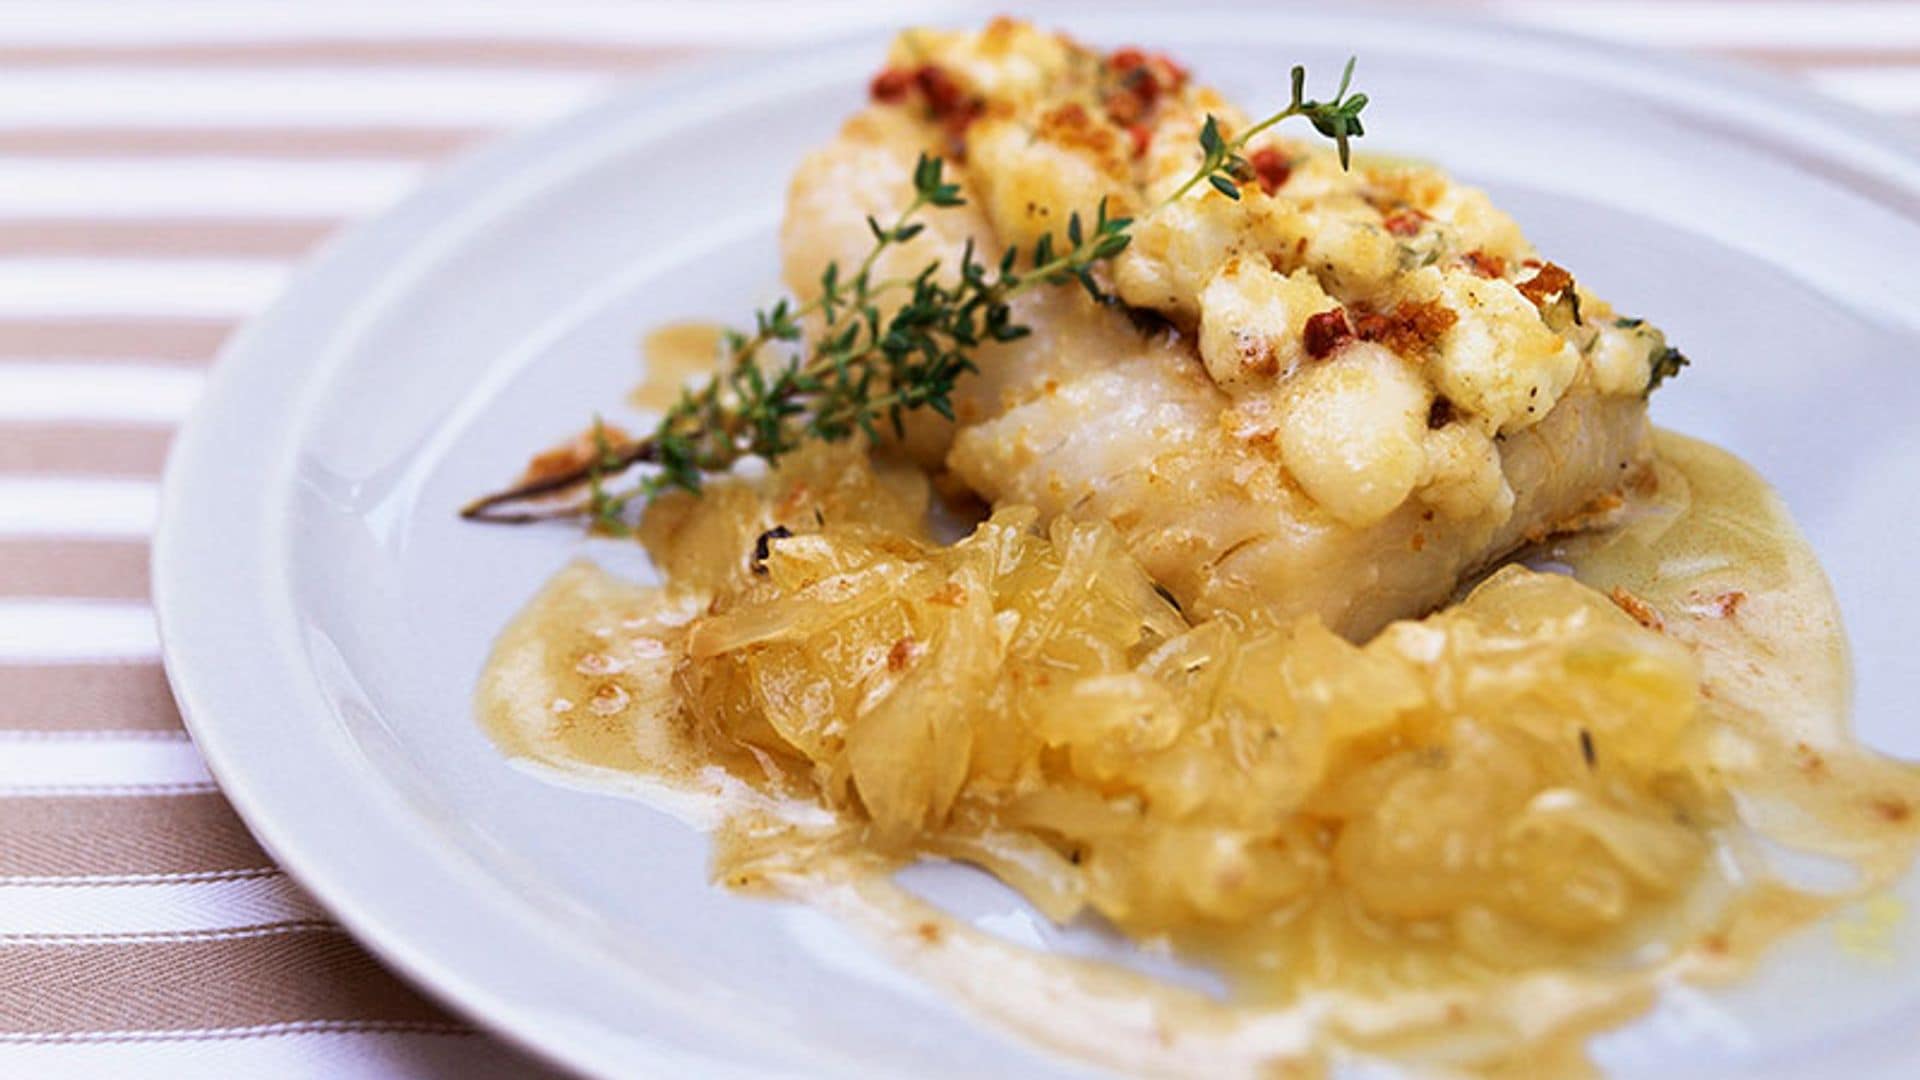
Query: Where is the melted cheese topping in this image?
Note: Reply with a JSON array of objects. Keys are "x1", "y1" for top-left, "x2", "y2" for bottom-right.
[{"x1": 820, "y1": 21, "x2": 1685, "y2": 536}]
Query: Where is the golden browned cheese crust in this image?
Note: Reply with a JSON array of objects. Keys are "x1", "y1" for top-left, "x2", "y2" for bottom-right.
[{"x1": 781, "y1": 20, "x2": 1672, "y2": 636}]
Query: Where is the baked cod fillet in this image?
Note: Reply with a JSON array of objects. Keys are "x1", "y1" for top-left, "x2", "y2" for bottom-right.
[{"x1": 780, "y1": 20, "x2": 1676, "y2": 638}]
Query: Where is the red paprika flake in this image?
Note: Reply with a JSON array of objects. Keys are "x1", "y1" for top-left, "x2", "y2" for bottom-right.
[
  {"x1": 1303, "y1": 309, "x2": 1353, "y2": 359},
  {"x1": 1382, "y1": 207, "x2": 1425, "y2": 237},
  {"x1": 1351, "y1": 300, "x2": 1457, "y2": 357},
  {"x1": 915, "y1": 65, "x2": 967, "y2": 119},
  {"x1": 1249, "y1": 147, "x2": 1292, "y2": 195},
  {"x1": 1515, "y1": 261, "x2": 1574, "y2": 306},
  {"x1": 869, "y1": 67, "x2": 913, "y2": 103},
  {"x1": 1462, "y1": 249, "x2": 1507, "y2": 279},
  {"x1": 1115, "y1": 48, "x2": 1188, "y2": 92},
  {"x1": 1103, "y1": 46, "x2": 1189, "y2": 130}
]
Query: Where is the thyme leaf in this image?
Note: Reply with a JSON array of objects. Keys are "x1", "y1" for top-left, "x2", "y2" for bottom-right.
[{"x1": 1647, "y1": 346, "x2": 1690, "y2": 395}]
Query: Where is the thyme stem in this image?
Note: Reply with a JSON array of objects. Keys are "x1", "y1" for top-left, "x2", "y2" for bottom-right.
[{"x1": 463, "y1": 58, "x2": 1371, "y2": 530}]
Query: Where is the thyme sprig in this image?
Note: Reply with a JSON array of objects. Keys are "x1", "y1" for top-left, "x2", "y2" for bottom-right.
[
  {"x1": 1172, "y1": 57, "x2": 1368, "y2": 203},
  {"x1": 461, "y1": 60, "x2": 1368, "y2": 529}
]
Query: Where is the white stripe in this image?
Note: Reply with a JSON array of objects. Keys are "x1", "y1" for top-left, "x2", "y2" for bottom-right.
[
  {"x1": 0, "y1": 160, "x2": 426, "y2": 220},
  {"x1": 0, "y1": 2, "x2": 964, "y2": 46},
  {"x1": 0, "y1": 68, "x2": 612, "y2": 129},
  {"x1": 1502, "y1": 2, "x2": 1920, "y2": 48},
  {"x1": 0, "y1": 1033, "x2": 530, "y2": 1078},
  {"x1": 0, "y1": 875, "x2": 320, "y2": 938},
  {"x1": 0, "y1": 603, "x2": 159, "y2": 663},
  {"x1": 0, "y1": 259, "x2": 286, "y2": 318},
  {"x1": 0, "y1": 479, "x2": 158, "y2": 537},
  {"x1": 0, "y1": 735, "x2": 207, "y2": 790},
  {"x1": 1807, "y1": 67, "x2": 1920, "y2": 111},
  {"x1": 0, "y1": 364, "x2": 204, "y2": 423}
]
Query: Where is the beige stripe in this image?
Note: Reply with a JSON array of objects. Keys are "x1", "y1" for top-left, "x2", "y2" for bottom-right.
[
  {"x1": 0, "y1": 540, "x2": 149, "y2": 600},
  {"x1": 0, "y1": 128, "x2": 485, "y2": 158},
  {"x1": 0, "y1": 793, "x2": 268, "y2": 879},
  {"x1": 0, "y1": 423, "x2": 173, "y2": 477},
  {"x1": 0, "y1": 664, "x2": 182, "y2": 733},
  {"x1": 0, "y1": 320, "x2": 232, "y2": 363},
  {"x1": 0, "y1": 926, "x2": 465, "y2": 1035},
  {"x1": 0, "y1": 220, "x2": 336, "y2": 258},
  {"x1": 0, "y1": 40, "x2": 696, "y2": 70}
]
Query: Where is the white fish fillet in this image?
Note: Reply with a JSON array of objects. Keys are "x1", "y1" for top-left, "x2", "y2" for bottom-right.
[{"x1": 781, "y1": 74, "x2": 1654, "y2": 637}]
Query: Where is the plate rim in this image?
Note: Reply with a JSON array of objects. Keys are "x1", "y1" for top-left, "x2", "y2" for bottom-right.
[{"x1": 152, "y1": 6, "x2": 1920, "y2": 1078}]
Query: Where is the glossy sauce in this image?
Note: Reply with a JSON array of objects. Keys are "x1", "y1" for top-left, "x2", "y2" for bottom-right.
[
  {"x1": 630, "y1": 322, "x2": 726, "y2": 412},
  {"x1": 477, "y1": 431, "x2": 1920, "y2": 1076}
]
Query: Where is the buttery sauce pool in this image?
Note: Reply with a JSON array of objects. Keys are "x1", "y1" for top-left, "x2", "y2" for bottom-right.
[{"x1": 476, "y1": 431, "x2": 1920, "y2": 1077}]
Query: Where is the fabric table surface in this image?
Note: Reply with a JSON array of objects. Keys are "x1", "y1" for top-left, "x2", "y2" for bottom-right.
[{"x1": 1, "y1": 2, "x2": 1914, "y2": 1076}]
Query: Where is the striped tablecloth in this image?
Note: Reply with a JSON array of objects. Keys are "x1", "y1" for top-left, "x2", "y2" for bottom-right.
[{"x1": 1, "y1": 3, "x2": 1913, "y2": 1076}]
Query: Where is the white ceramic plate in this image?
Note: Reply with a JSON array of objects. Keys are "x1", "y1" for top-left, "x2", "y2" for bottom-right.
[{"x1": 154, "y1": 6, "x2": 1920, "y2": 1077}]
